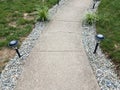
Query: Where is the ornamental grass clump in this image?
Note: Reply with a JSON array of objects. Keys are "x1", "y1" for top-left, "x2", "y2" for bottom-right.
[
  {"x1": 85, "y1": 13, "x2": 99, "y2": 25},
  {"x1": 36, "y1": 5, "x2": 49, "y2": 22}
]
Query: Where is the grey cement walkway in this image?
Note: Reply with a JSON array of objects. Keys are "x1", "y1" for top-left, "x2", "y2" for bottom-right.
[{"x1": 15, "y1": 0, "x2": 100, "y2": 90}]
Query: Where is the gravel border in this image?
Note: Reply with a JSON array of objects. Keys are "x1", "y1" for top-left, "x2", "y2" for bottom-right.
[
  {"x1": 0, "y1": 0, "x2": 69, "y2": 90},
  {"x1": 82, "y1": 1, "x2": 120, "y2": 90}
]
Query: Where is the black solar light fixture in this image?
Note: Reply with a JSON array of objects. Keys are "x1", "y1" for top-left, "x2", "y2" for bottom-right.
[
  {"x1": 92, "y1": 2, "x2": 96, "y2": 9},
  {"x1": 92, "y1": 0, "x2": 100, "y2": 9},
  {"x1": 9, "y1": 40, "x2": 21, "y2": 58},
  {"x1": 93, "y1": 34, "x2": 104, "y2": 54}
]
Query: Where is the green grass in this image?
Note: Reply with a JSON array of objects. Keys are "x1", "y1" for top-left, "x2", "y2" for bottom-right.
[
  {"x1": 96, "y1": 0, "x2": 120, "y2": 63},
  {"x1": 0, "y1": 0, "x2": 59, "y2": 49},
  {"x1": 0, "y1": 0, "x2": 59, "y2": 73}
]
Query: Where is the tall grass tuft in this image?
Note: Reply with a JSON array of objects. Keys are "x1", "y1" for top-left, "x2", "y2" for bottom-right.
[{"x1": 36, "y1": 5, "x2": 49, "y2": 22}]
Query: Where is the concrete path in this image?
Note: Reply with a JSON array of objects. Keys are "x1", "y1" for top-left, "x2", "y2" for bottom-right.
[{"x1": 15, "y1": 0, "x2": 100, "y2": 90}]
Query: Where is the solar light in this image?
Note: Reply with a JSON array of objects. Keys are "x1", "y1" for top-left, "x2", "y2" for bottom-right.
[
  {"x1": 9, "y1": 40, "x2": 21, "y2": 58},
  {"x1": 92, "y1": 1, "x2": 96, "y2": 9},
  {"x1": 93, "y1": 34, "x2": 104, "y2": 54},
  {"x1": 92, "y1": 0, "x2": 100, "y2": 9}
]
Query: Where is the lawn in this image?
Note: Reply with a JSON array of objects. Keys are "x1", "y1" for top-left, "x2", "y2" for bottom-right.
[
  {"x1": 96, "y1": 0, "x2": 120, "y2": 74},
  {"x1": 0, "y1": 0, "x2": 59, "y2": 72}
]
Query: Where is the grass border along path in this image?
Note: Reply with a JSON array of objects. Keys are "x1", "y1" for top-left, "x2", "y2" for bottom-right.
[
  {"x1": 0, "y1": 0, "x2": 59, "y2": 73},
  {"x1": 96, "y1": 0, "x2": 120, "y2": 75}
]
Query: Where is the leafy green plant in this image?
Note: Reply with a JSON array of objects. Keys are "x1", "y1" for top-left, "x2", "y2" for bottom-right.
[
  {"x1": 85, "y1": 13, "x2": 99, "y2": 25},
  {"x1": 36, "y1": 6, "x2": 49, "y2": 22}
]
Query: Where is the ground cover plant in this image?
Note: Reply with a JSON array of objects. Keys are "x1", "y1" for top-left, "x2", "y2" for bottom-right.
[
  {"x1": 96, "y1": 0, "x2": 120, "y2": 75},
  {"x1": 0, "y1": 0, "x2": 59, "y2": 73}
]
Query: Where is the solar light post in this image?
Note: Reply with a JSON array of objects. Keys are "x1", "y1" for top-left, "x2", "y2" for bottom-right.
[
  {"x1": 9, "y1": 40, "x2": 21, "y2": 58},
  {"x1": 92, "y1": 0, "x2": 100, "y2": 9},
  {"x1": 93, "y1": 34, "x2": 104, "y2": 54},
  {"x1": 92, "y1": 1, "x2": 96, "y2": 9}
]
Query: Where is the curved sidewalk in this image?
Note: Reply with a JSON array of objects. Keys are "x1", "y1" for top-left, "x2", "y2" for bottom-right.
[{"x1": 15, "y1": 0, "x2": 100, "y2": 90}]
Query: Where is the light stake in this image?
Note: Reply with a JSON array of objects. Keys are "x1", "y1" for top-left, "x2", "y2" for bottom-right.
[
  {"x1": 92, "y1": 0, "x2": 100, "y2": 9},
  {"x1": 9, "y1": 40, "x2": 21, "y2": 58},
  {"x1": 93, "y1": 34, "x2": 104, "y2": 54}
]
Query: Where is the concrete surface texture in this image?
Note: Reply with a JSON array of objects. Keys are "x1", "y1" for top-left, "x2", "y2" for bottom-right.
[{"x1": 15, "y1": 0, "x2": 100, "y2": 90}]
